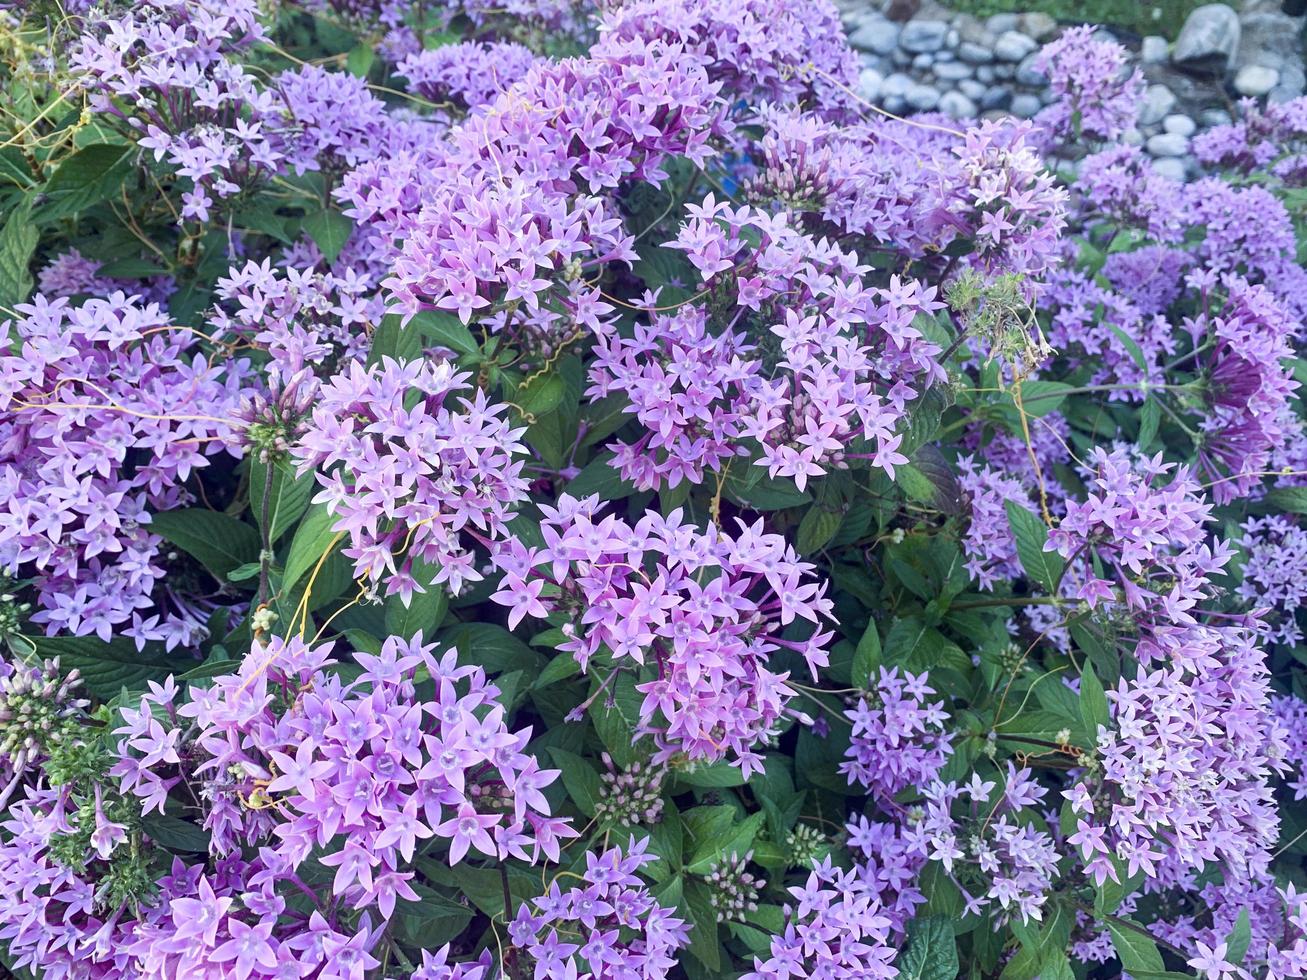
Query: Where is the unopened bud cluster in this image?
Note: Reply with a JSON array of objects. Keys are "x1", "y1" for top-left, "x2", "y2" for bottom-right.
[
  {"x1": 784, "y1": 823, "x2": 828, "y2": 869},
  {"x1": 0, "y1": 658, "x2": 87, "y2": 769},
  {"x1": 236, "y1": 367, "x2": 316, "y2": 461},
  {"x1": 594, "y1": 754, "x2": 665, "y2": 827},
  {"x1": 703, "y1": 851, "x2": 764, "y2": 924}
]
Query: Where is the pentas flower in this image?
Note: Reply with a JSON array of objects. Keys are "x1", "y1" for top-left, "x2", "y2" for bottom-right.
[
  {"x1": 841, "y1": 666, "x2": 951, "y2": 801},
  {"x1": 594, "y1": 0, "x2": 860, "y2": 115},
  {"x1": 1273, "y1": 695, "x2": 1307, "y2": 800},
  {"x1": 380, "y1": 38, "x2": 729, "y2": 332},
  {"x1": 956, "y1": 457, "x2": 1032, "y2": 590},
  {"x1": 1032, "y1": 26, "x2": 1143, "y2": 146},
  {"x1": 508, "y1": 837, "x2": 689, "y2": 980},
  {"x1": 38, "y1": 248, "x2": 174, "y2": 305},
  {"x1": 0, "y1": 293, "x2": 248, "y2": 649},
  {"x1": 1101, "y1": 245, "x2": 1190, "y2": 315},
  {"x1": 1068, "y1": 623, "x2": 1286, "y2": 887},
  {"x1": 947, "y1": 119, "x2": 1068, "y2": 282},
  {"x1": 1042, "y1": 265, "x2": 1173, "y2": 394},
  {"x1": 653, "y1": 198, "x2": 945, "y2": 490},
  {"x1": 585, "y1": 305, "x2": 758, "y2": 491},
  {"x1": 175, "y1": 635, "x2": 572, "y2": 895},
  {"x1": 1193, "y1": 95, "x2": 1307, "y2": 184},
  {"x1": 292, "y1": 356, "x2": 529, "y2": 599},
  {"x1": 489, "y1": 494, "x2": 833, "y2": 774},
  {"x1": 844, "y1": 815, "x2": 931, "y2": 935},
  {"x1": 209, "y1": 257, "x2": 384, "y2": 382},
  {"x1": 912, "y1": 765, "x2": 1058, "y2": 923},
  {"x1": 1186, "y1": 275, "x2": 1300, "y2": 502},
  {"x1": 741, "y1": 857, "x2": 898, "y2": 980},
  {"x1": 71, "y1": 0, "x2": 285, "y2": 222},
  {"x1": 1046, "y1": 447, "x2": 1229, "y2": 638},
  {"x1": 1073, "y1": 145, "x2": 1186, "y2": 243},
  {"x1": 397, "y1": 41, "x2": 541, "y2": 110},
  {"x1": 277, "y1": 65, "x2": 443, "y2": 177}
]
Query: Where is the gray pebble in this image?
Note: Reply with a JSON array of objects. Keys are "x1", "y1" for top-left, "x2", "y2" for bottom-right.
[
  {"x1": 935, "y1": 61, "x2": 973, "y2": 81},
  {"x1": 857, "y1": 67, "x2": 884, "y2": 103},
  {"x1": 994, "y1": 30, "x2": 1039, "y2": 62},
  {"x1": 1163, "y1": 113, "x2": 1197, "y2": 137},
  {"x1": 1152, "y1": 157, "x2": 1188, "y2": 181},
  {"x1": 1010, "y1": 92, "x2": 1042, "y2": 117},
  {"x1": 1147, "y1": 132, "x2": 1189, "y2": 156},
  {"x1": 1234, "y1": 64, "x2": 1280, "y2": 97},
  {"x1": 900, "y1": 19, "x2": 950, "y2": 54},
  {"x1": 959, "y1": 78, "x2": 987, "y2": 100},
  {"x1": 1016, "y1": 52, "x2": 1047, "y2": 87},
  {"x1": 1138, "y1": 84, "x2": 1177, "y2": 125},
  {"x1": 939, "y1": 90, "x2": 978, "y2": 118},
  {"x1": 1141, "y1": 35, "x2": 1169, "y2": 64},
  {"x1": 958, "y1": 42, "x2": 994, "y2": 64},
  {"x1": 986, "y1": 13, "x2": 1020, "y2": 34},
  {"x1": 980, "y1": 86, "x2": 1012, "y2": 111},
  {"x1": 848, "y1": 17, "x2": 901, "y2": 56},
  {"x1": 905, "y1": 82, "x2": 942, "y2": 111}
]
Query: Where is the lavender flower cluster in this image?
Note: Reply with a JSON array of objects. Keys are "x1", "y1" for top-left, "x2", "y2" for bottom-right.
[{"x1": 4, "y1": 2, "x2": 1307, "y2": 979}]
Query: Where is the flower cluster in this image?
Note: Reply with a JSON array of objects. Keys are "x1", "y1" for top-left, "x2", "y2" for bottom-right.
[
  {"x1": 293, "y1": 357, "x2": 529, "y2": 598},
  {"x1": 0, "y1": 294, "x2": 247, "y2": 648},
  {"x1": 1032, "y1": 25, "x2": 1143, "y2": 146},
  {"x1": 507, "y1": 838, "x2": 689, "y2": 980},
  {"x1": 490, "y1": 494, "x2": 832, "y2": 773},
  {"x1": 841, "y1": 666, "x2": 951, "y2": 801}
]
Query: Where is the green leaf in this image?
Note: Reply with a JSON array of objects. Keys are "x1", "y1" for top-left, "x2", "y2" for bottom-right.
[
  {"x1": 1108, "y1": 919, "x2": 1166, "y2": 974},
  {"x1": 33, "y1": 636, "x2": 177, "y2": 697},
  {"x1": 282, "y1": 503, "x2": 343, "y2": 592},
  {"x1": 683, "y1": 879, "x2": 723, "y2": 972},
  {"x1": 673, "y1": 761, "x2": 746, "y2": 789},
  {"x1": 39, "y1": 143, "x2": 132, "y2": 220},
  {"x1": 1009, "y1": 381, "x2": 1072, "y2": 418},
  {"x1": 345, "y1": 42, "x2": 375, "y2": 78},
  {"x1": 568, "y1": 455, "x2": 637, "y2": 500},
  {"x1": 141, "y1": 813, "x2": 210, "y2": 852},
  {"x1": 588, "y1": 671, "x2": 644, "y2": 767},
  {"x1": 148, "y1": 508, "x2": 261, "y2": 580},
  {"x1": 516, "y1": 372, "x2": 566, "y2": 419},
  {"x1": 97, "y1": 257, "x2": 168, "y2": 278},
  {"x1": 410, "y1": 309, "x2": 479, "y2": 356},
  {"x1": 896, "y1": 915, "x2": 958, "y2": 980},
  {"x1": 395, "y1": 883, "x2": 474, "y2": 947},
  {"x1": 369, "y1": 312, "x2": 424, "y2": 365},
  {"x1": 548, "y1": 748, "x2": 601, "y2": 816},
  {"x1": 894, "y1": 464, "x2": 937, "y2": 503},
  {"x1": 796, "y1": 505, "x2": 842, "y2": 554},
  {"x1": 852, "y1": 620, "x2": 881, "y2": 688},
  {"x1": 1079, "y1": 660, "x2": 1110, "y2": 739},
  {"x1": 250, "y1": 457, "x2": 315, "y2": 545},
  {"x1": 1224, "y1": 908, "x2": 1251, "y2": 965},
  {"x1": 725, "y1": 471, "x2": 811, "y2": 511},
  {"x1": 534, "y1": 654, "x2": 582, "y2": 689},
  {"x1": 1265, "y1": 486, "x2": 1307, "y2": 515},
  {"x1": 384, "y1": 576, "x2": 447, "y2": 640},
  {"x1": 1137, "y1": 396, "x2": 1161, "y2": 449},
  {"x1": 0, "y1": 198, "x2": 37, "y2": 309},
  {"x1": 302, "y1": 209, "x2": 354, "y2": 263},
  {"x1": 1004, "y1": 501, "x2": 1063, "y2": 593}
]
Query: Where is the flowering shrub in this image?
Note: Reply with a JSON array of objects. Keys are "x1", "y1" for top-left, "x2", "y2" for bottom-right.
[{"x1": 5, "y1": 3, "x2": 1307, "y2": 979}]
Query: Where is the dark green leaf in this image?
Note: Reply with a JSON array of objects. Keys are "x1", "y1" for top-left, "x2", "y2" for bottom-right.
[
  {"x1": 1108, "y1": 919, "x2": 1165, "y2": 974},
  {"x1": 1004, "y1": 501, "x2": 1063, "y2": 593},
  {"x1": 283, "y1": 503, "x2": 343, "y2": 592},
  {"x1": 1224, "y1": 908, "x2": 1251, "y2": 965},
  {"x1": 410, "y1": 309, "x2": 479, "y2": 356},
  {"x1": 852, "y1": 620, "x2": 881, "y2": 688},
  {"x1": 149, "y1": 508, "x2": 261, "y2": 580},
  {"x1": 897, "y1": 915, "x2": 958, "y2": 980},
  {"x1": 302, "y1": 209, "x2": 353, "y2": 263},
  {"x1": 548, "y1": 748, "x2": 601, "y2": 816},
  {"x1": 250, "y1": 457, "x2": 315, "y2": 545},
  {"x1": 141, "y1": 813, "x2": 210, "y2": 852},
  {"x1": 34, "y1": 636, "x2": 179, "y2": 697},
  {"x1": 0, "y1": 197, "x2": 37, "y2": 309},
  {"x1": 796, "y1": 505, "x2": 842, "y2": 554},
  {"x1": 39, "y1": 143, "x2": 132, "y2": 220},
  {"x1": 1079, "y1": 661, "x2": 1110, "y2": 739}
]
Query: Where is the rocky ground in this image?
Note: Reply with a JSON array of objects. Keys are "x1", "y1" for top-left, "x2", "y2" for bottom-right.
[{"x1": 836, "y1": 0, "x2": 1307, "y2": 178}]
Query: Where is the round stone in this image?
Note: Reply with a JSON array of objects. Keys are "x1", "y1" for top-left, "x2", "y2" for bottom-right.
[
  {"x1": 1019, "y1": 12, "x2": 1058, "y2": 40},
  {"x1": 985, "y1": 13, "x2": 1019, "y2": 34},
  {"x1": 1010, "y1": 92, "x2": 1042, "y2": 117},
  {"x1": 1123, "y1": 127, "x2": 1145, "y2": 146},
  {"x1": 1016, "y1": 52, "x2": 1047, "y2": 87},
  {"x1": 1172, "y1": 3, "x2": 1241, "y2": 74},
  {"x1": 1152, "y1": 157, "x2": 1188, "y2": 181},
  {"x1": 1235, "y1": 64, "x2": 1281, "y2": 97},
  {"x1": 900, "y1": 19, "x2": 950, "y2": 54},
  {"x1": 959, "y1": 78, "x2": 986, "y2": 100},
  {"x1": 1163, "y1": 113, "x2": 1197, "y2": 137},
  {"x1": 1141, "y1": 35, "x2": 1169, "y2": 64},
  {"x1": 958, "y1": 41, "x2": 993, "y2": 64},
  {"x1": 1138, "y1": 84, "x2": 1178, "y2": 125},
  {"x1": 1147, "y1": 132, "x2": 1189, "y2": 157},
  {"x1": 935, "y1": 61, "x2": 973, "y2": 81},
  {"x1": 880, "y1": 72, "x2": 913, "y2": 99},
  {"x1": 1199, "y1": 108, "x2": 1233, "y2": 126},
  {"x1": 976, "y1": 65, "x2": 996, "y2": 83},
  {"x1": 980, "y1": 86, "x2": 1012, "y2": 111},
  {"x1": 848, "y1": 17, "x2": 901, "y2": 56},
  {"x1": 905, "y1": 82, "x2": 942, "y2": 111},
  {"x1": 994, "y1": 30, "x2": 1039, "y2": 62},
  {"x1": 938, "y1": 90, "x2": 978, "y2": 118},
  {"x1": 913, "y1": 53, "x2": 935, "y2": 71},
  {"x1": 857, "y1": 68, "x2": 884, "y2": 103}
]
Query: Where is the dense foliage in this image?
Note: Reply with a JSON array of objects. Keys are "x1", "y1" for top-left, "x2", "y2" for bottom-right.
[{"x1": 2, "y1": 2, "x2": 1307, "y2": 979}]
